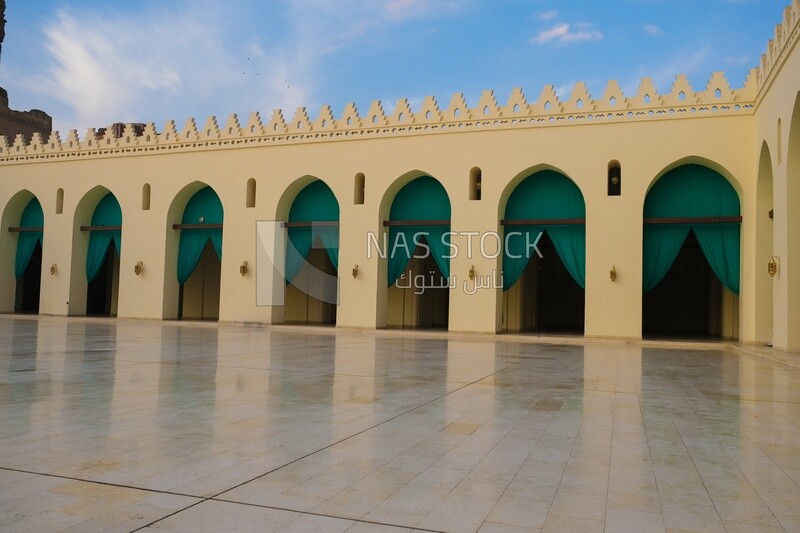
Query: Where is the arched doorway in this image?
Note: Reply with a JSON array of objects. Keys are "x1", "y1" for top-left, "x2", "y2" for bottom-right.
[
  {"x1": 501, "y1": 170, "x2": 586, "y2": 333},
  {"x1": 284, "y1": 180, "x2": 339, "y2": 325},
  {"x1": 14, "y1": 197, "x2": 44, "y2": 313},
  {"x1": 84, "y1": 193, "x2": 122, "y2": 316},
  {"x1": 783, "y1": 92, "x2": 800, "y2": 350},
  {"x1": 755, "y1": 142, "x2": 774, "y2": 344},
  {"x1": 643, "y1": 164, "x2": 741, "y2": 338},
  {"x1": 176, "y1": 186, "x2": 223, "y2": 320},
  {"x1": 385, "y1": 176, "x2": 451, "y2": 329}
]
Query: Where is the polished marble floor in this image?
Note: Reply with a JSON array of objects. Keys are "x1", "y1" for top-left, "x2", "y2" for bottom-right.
[{"x1": 1, "y1": 316, "x2": 800, "y2": 532}]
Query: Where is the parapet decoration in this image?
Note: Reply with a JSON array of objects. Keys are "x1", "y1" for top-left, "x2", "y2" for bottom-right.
[
  {"x1": 0, "y1": 72, "x2": 760, "y2": 163},
  {"x1": 755, "y1": 0, "x2": 800, "y2": 103}
]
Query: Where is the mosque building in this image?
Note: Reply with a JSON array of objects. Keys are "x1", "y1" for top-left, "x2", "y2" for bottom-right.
[{"x1": 1, "y1": 1, "x2": 799, "y2": 351}]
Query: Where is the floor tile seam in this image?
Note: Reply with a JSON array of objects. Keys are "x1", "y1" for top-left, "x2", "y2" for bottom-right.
[
  {"x1": 731, "y1": 344, "x2": 800, "y2": 370},
  {"x1": 7, "y1": 314, "x2": 748, "y2": 351},
  {"x1": 406, "y1": 402, "x2": 537, "y2": 529},
  {"x1": 615, "y1": 391, "x2": 663, "y2": 519},
  {"x1": 683, "y1": 398, "x2": 765, "y2": 478},
  {"x1": 639, "y1": 393, "x2": 690, "y2": 528},
  {"x1": 201, "y1": 358, "x2": 529, "y2": 504},
  {"x1": 0, "y1": 465, "x2": 202, "y2": 501},
  {"x1": 209, "y1": 497, "x2": 448, "y2": 533},
  {"x1": 533, "y1": 391, "x2": 597, "y2": 527},
  {"x1": 702, "y1": 400, "x2": 800, "y2": 495},
  {"x1": 656, "y1": 396, "x2": 733, "y2": 526},
  {"x1": 578, "y1": 389, "x2": 613, "y2": 526},
  {"x1": 129, "y1": 498, "x2": 208, "y2": 532},
  {"x1": 474, "y1": 405, "x2": 558, "y2": 532}
]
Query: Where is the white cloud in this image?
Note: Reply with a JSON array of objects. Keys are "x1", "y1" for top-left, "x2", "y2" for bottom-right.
[
  {"x1": 555, "y1": 82, "x2": 574, "y2": 99},
  {"x1": 22, "y1": 4, "x2": 310, "y2": 132},
  {"x1": 531, "y1": 23, "x2": 603, "y2": 45},
  {"x1": 643, "y1": 24, "x2": 662, "y2": 36},
  {"x1": 724, "y1": 55, "x2": 751, "y2": 66},
  {"x1": 21, "y1": 1, "x2": 468, "y2": 132},
  {"x1": 383, "y1": 0, "x2": 467, "y2": 22},
  {"x1": 623, "y1": 47, "x2": 711, "y2": 95},
  {"x1": 537, "y1": 9, "x2": 559, "y2": 21}
]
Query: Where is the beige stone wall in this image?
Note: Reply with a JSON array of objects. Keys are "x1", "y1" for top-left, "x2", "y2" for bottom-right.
[
  {"x1": 750, "y1": 0, "x2": 800, "y2": 351},
  {"x1": 1, "y1": 1, "x2": 798, "y2": 343}
]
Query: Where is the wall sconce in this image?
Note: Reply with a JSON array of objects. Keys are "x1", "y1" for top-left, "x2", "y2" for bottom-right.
[
  {"x1": 352, "y1": 264, "x2": 359, "y2": 278},
  {"x1": 468, "y1": 265, "x2": 476, "y2": 280},
  {"x1": 768, "y1": 257, "x2": 779, "y2": 277},
  {"x1": 610, "y1": 265, "x2": 617, "y2": 282},
  {"x1": 134, "y1": 261, "x2": 144, "y2": 276},
  {"x1": 198, "y1": 216, "x2": 205, "y2": 224},
  {"x1": 240, "y1": 261, "x2": 249, "y2": 276},
  {"x1": 50, "y1": 263, "x2": 57, "y2": 275}
]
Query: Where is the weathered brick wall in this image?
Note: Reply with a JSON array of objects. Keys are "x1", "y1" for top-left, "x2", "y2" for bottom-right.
[{"x1": 0, "y1": 88, "x2": 52, "y2": 140}]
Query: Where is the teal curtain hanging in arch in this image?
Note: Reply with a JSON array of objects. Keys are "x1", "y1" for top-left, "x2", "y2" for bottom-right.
[
  {"x1": 502, "y1": 170, "x2": 586, "y2": 290},
  {"x1": 177, "y1": 186, "x2": 223, "y2": 284},
  {"x1": 286, "y1": 180, "x2": 340, "y2": 283},
  {"x1": 387, "y1": 176, "x2": 451, "y2": 286},
  {"x1": 14, "y1": 198, "x2": 44, "y2": 279},
  {"x1": 643, "y1": 164, "x2": 741, "y2": 294},
  {"x1": 642, "y1": 224, "x2": 691, "y2": 292},
  {"x1": 86, "y1": 193, "x2": 122, "y2": 282}
]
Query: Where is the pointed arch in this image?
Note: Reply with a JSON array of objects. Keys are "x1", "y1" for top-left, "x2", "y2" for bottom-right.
[
  {"x1": 281, "y1": 178, "x2": 340, "y2": 325},
  {"x1": 755, "y1": 141, "x2": 774, "y2": 342},
  {"x1": 177, "y1": 186, "x2": 223, "y2": 283},
  {"x1": 381, "y1": 171, "x2": 452, "y2": 329},
  {"x1": 86, "y1": 192, "x2": 122, "y2": 283},
  {"x1": 386, "y1": 175, "x2": 451, "y2": 285},
  {"x1": 782, "y1": 91, "x2": 800, "y2": 348},
  {"x1": 163, "y1": 181, "x2": 224, "y2": 319},
  {"x1": 286, "y1": 179, "x2": 340, "y2": 282},
  {"x1": 0, "y1": 190, "x2": 42, "y2": 312},
  {"x1": 643, "y1": 163, "x2": 741, "y2": 294},
  {"x1": 501, "y1": 169, "x2": 586, "y2": 290},
  {"x1": 69, "y1": 186, "x2": 122, "y2": 316}
]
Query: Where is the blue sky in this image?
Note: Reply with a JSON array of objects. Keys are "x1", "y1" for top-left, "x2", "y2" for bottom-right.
[{"x1": 0, "y1": 0, "x2": 788, "y2": 133}]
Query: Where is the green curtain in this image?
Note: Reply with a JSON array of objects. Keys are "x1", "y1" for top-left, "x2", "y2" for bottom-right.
[
  {"x1": 548, "y1": 225, "x2": 586, "y2": 290},
  {"x1": 14, "y1": 198, "x2": 44, "y2": 279},
  {"x1": 502, "y1": 224, "x2": 543, "y2": 291},
  {"x1": 387, "y1": 176, "x2": 451, "y2": 286},
  {"x1": 642, "y1": 225, "x2": 690, "y2": 292},
  {"x1": 694, "y1": 224, "x2": 740, "y2": 294},
  {"x1": 86, "y1": 193, "x2": 122, "y2": 282},
  {"x1": 286, "y1": 180, "x2": 340, "y2": 283},
  {"x1": 177, "y1": 186, "x2": 223, "y2": 284},
  {"x1": 286, "y1": 228, "x2": 313, "y2": 283},
  {"x1": 502, "y1": 171, "x2": 586, "y2": 290},
  {"x1": 643, "y1": 165, "x2": 740, "y2": 294}
]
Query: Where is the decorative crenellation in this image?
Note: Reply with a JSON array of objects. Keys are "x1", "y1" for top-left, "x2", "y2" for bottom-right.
[
  {"x1": 755, "y1": 0, "x2": 800, "y2": 100},
  {"x1": 0, "y1": 73, "x2": 758, "y2": 163}
]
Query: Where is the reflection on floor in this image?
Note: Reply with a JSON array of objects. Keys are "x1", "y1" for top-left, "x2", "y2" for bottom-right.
[{"x1": 1, "y1": 316, "x2": 800, "y2": 532}]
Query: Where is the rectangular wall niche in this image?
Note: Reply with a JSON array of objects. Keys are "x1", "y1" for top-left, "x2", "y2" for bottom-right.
[
  {"x1": 608, "y1": 164, "x2": 621, "y2": 196},
  {"x1": 470, "y1": 167, "x2": 482, "y2": 201},
  {"x1": 354, "y1": 173, "x2": 365, "y2": 205}
]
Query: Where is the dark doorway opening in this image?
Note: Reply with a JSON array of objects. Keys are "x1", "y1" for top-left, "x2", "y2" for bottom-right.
[
  {"x1": 387, "y1": 239, "x2": 450, "y2": 330},
  {"x1": 415, "y1": 246, "x2": 449, "y2": 329},
  {"x1": 643, "y1": 231, "x2": 721, "y2": 338},
  {"x1": 15, "y1": 241, "x2": 42, "y2": 314},
  {"x1": 285, "y1": 246, "x2": 338, "y2": 325},
  {"x1": 86, "y1": 244, "x2": 119, "y2": 316},
  {"x1": 520, "y1": 231, "x2": 584, "y2": 333},
  {"x1": 178, "y1": 240, "x2": 220, "y2": 321}
]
